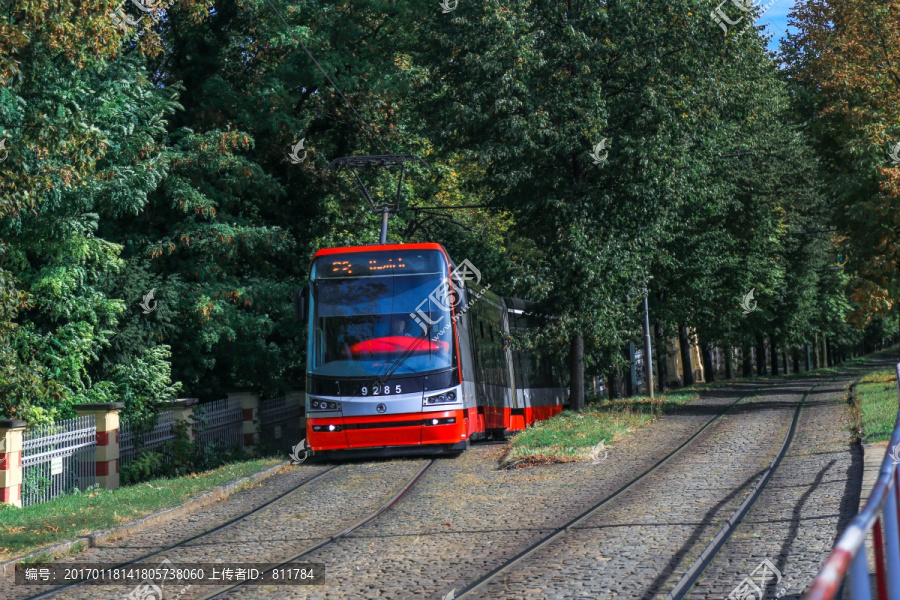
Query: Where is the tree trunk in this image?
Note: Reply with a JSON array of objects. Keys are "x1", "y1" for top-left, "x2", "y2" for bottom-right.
[
  {"x1": 792, "y1": 350, "x2": 799, "y2": 374},
  {"x1": 655, "y1": 322, "x2": 668, "y2": 392},
  {"x1": 679, "y1": 325, "x2": 695, "y2": 386},
  {"x1": 725, "y1": 346, "x2": 734, "y2": 379},
  {"x1": 701, "y1": 340, "x2": 715, "y2": 383},
  {"x1": 569, "y1": 334, "x2": 585, "y2": 411},
  {"x1": 742, "y1": 344, "x2": 753, "y2": 377},
  {"x1": 770, "y1": 336, "x2": 779, "y2": 376},
  {"x1": 813, "y1": 332, "x2": 819, "y2": 368},
  {"x1": 608, "y1": 369, "x2": 622, "y2": 399},
  {"x1": 756, "y1": 332, "x2": 767, "y2": 376}
]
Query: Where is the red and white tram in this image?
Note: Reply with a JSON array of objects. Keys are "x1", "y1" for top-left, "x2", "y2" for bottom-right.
[{"x1": 297, "y1": 242, "x2": 567, "y2": 457}]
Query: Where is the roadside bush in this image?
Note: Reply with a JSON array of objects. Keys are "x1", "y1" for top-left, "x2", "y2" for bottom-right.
[
  {"x1": 119, "y1": 420, "x2": 246, "y2": 485},
  {"x1": 120, "y1": 450, "x2": 164, "y2": 486}
]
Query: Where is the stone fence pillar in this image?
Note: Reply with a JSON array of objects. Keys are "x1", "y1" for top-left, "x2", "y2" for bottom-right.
[
  {"x1": 74, "y1": 402, "x2": 123, "y2": 490},
  {"x1": 168, "y1": 398, "x2": 198, "y2": 441},
  {"x1": 0, "y1": 420, "x2": 26, "y2": 507},
  {"x1": 227, "y1": 391, "x2": 260, "y2": 456}
]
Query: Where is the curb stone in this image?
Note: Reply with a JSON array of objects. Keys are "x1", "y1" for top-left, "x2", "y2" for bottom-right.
[{"x1": 0, "y1": 460, "x2": 290, "y2": 579}]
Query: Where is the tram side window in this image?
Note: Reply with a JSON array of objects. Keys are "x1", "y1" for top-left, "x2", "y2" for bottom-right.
[{"x1": 472, "y1": 313, "x2": 506, "y2": 387}]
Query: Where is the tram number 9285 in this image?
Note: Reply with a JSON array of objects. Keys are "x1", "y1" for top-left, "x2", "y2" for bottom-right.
[{"x1": 361, "y1": 385, "x2": 402, "y2": 396}]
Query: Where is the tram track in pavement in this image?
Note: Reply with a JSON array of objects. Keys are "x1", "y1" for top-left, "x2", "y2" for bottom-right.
[
  {"x1": 188, "y1": 459, "x2": 435, "y2": 600},
  {"x1": 682, "y1": 356, "x2": 898, "y2": 600},
  {"x1": 20, "y1": 465, "x2": 339, "y2": 600},
  {"x1": 17, "y1": 362, "x2": 883, "y2": 600},
  {"x1": 450, "y1": 373, "x2": 848, "y2": 600},
  {"x1": 662, "y1": 379, "x2": 819, "y2": 600},
  {"x1": 193, "y1": 382, "x2": 800, "y2": 600}
]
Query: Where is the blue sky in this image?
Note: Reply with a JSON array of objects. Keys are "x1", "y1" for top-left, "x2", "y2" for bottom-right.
[{"x1": 757, "y1": 0, "x2": 796, "y2": 52}]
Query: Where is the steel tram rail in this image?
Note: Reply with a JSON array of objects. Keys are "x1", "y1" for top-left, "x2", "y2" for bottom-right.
[
  {"x1": 191, "y1": 459, "x2": 436, "y2": 600},
  {"x1": 452, "y1": 375, "x2": 836, "y2": 600},
  {"x1": 22, "y1": 465, "x2": 337, "y2": 600},
  {"x1": 663, "y1": 379, "x2": 831, "y2": 600}
]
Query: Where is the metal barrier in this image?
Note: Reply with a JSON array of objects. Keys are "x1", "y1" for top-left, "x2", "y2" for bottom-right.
[
  {"x1": 805, "y1": 362, "x2": 900, "y2": 600},
  {"x1": 193, "y1": 397, "x2": 244, "y2": 449},
  {"x1": 259, "y1": 392, "x2": 304, "y2": 454},
  {"x1": 119, "y1": 410, "x2": 176, "y2": 467},
  {"x1": 21, "y1": 416, "x2": 97, "y2": 507}
]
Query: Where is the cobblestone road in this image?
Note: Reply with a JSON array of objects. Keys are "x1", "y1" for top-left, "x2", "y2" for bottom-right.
[
  {"x1": 10, "y1": 357, "x2": 891, "y2": 600},
  {"x1": 9, "y1": 460, "x2": 429, "y2": 600},
  {"x1": 687, "y1": 358, "x2": 896, "y2": 600},
  {"x1": 180, "y1": 380, "x2": 794, "y2": 600}
]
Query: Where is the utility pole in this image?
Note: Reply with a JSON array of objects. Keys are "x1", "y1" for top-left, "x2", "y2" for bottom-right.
[{"x1": 643, "y1": 295, "x2": 654, "y2": 398}]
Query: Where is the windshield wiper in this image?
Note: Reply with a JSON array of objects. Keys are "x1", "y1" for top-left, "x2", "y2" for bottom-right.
[{"x1": 376, "y1": 324, "x2": 432, "y2": 386}]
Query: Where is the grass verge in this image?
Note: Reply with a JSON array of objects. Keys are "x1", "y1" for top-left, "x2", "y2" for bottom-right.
[
  {"x1": 855, "y1": 368, "x2": 899, "y2": 444},
  {"x1": 502, "y1": 383, "x2": 720, "y2": 468},
  {"x1": 0, "y1": 457, "x2": 283, "y2": 559},
  {"x1": 504, "y1": 348, "x2": 899, "y2": 468}
]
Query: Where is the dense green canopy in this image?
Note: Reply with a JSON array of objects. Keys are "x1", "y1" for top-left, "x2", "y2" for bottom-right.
[{"x1": 0, "y1": 0, "x2": 895, "y2": 421}]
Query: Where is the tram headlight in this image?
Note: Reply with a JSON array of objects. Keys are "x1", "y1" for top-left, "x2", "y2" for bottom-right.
[
  {"x1": 423, "y1": 390, "x2": 459, "y2": 406},
  {"x1": 309, "y1": 400, "x2": 341, "y2": 411}
]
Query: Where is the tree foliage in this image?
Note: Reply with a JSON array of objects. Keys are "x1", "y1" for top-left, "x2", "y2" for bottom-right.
[{"x1": 0, "y1": 0, "x2": 895, "y2": 421}]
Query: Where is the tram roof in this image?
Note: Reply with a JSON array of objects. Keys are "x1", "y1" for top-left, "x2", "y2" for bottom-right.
[{"x1": 312, "y1": 243, "x2": 449, "y2": 260}]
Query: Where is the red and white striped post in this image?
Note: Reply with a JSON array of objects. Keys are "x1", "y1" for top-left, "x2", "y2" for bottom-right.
[
  {"x1": 0, "y1": 420, "x2": 26, "y2": 507},
  {"x1": 228, "y1": 391, "x2": 259, "y2": 456},
  {"x1": 75, "y1": 402, "x2": 123, "y2": 490}
]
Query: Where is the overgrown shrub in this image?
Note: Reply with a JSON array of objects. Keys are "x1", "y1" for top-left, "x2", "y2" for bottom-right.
[
  {"x1": 118, "y1": 419, "x2": 246, "y2": 485},
  {"x1": 120, "y1": 450, "x2": 164, "y2": 486}
]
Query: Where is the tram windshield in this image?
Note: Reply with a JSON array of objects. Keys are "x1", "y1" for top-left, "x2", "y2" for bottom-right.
[{"x1": 309, "y1": 249, "x2": 456, "y2": 378}]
